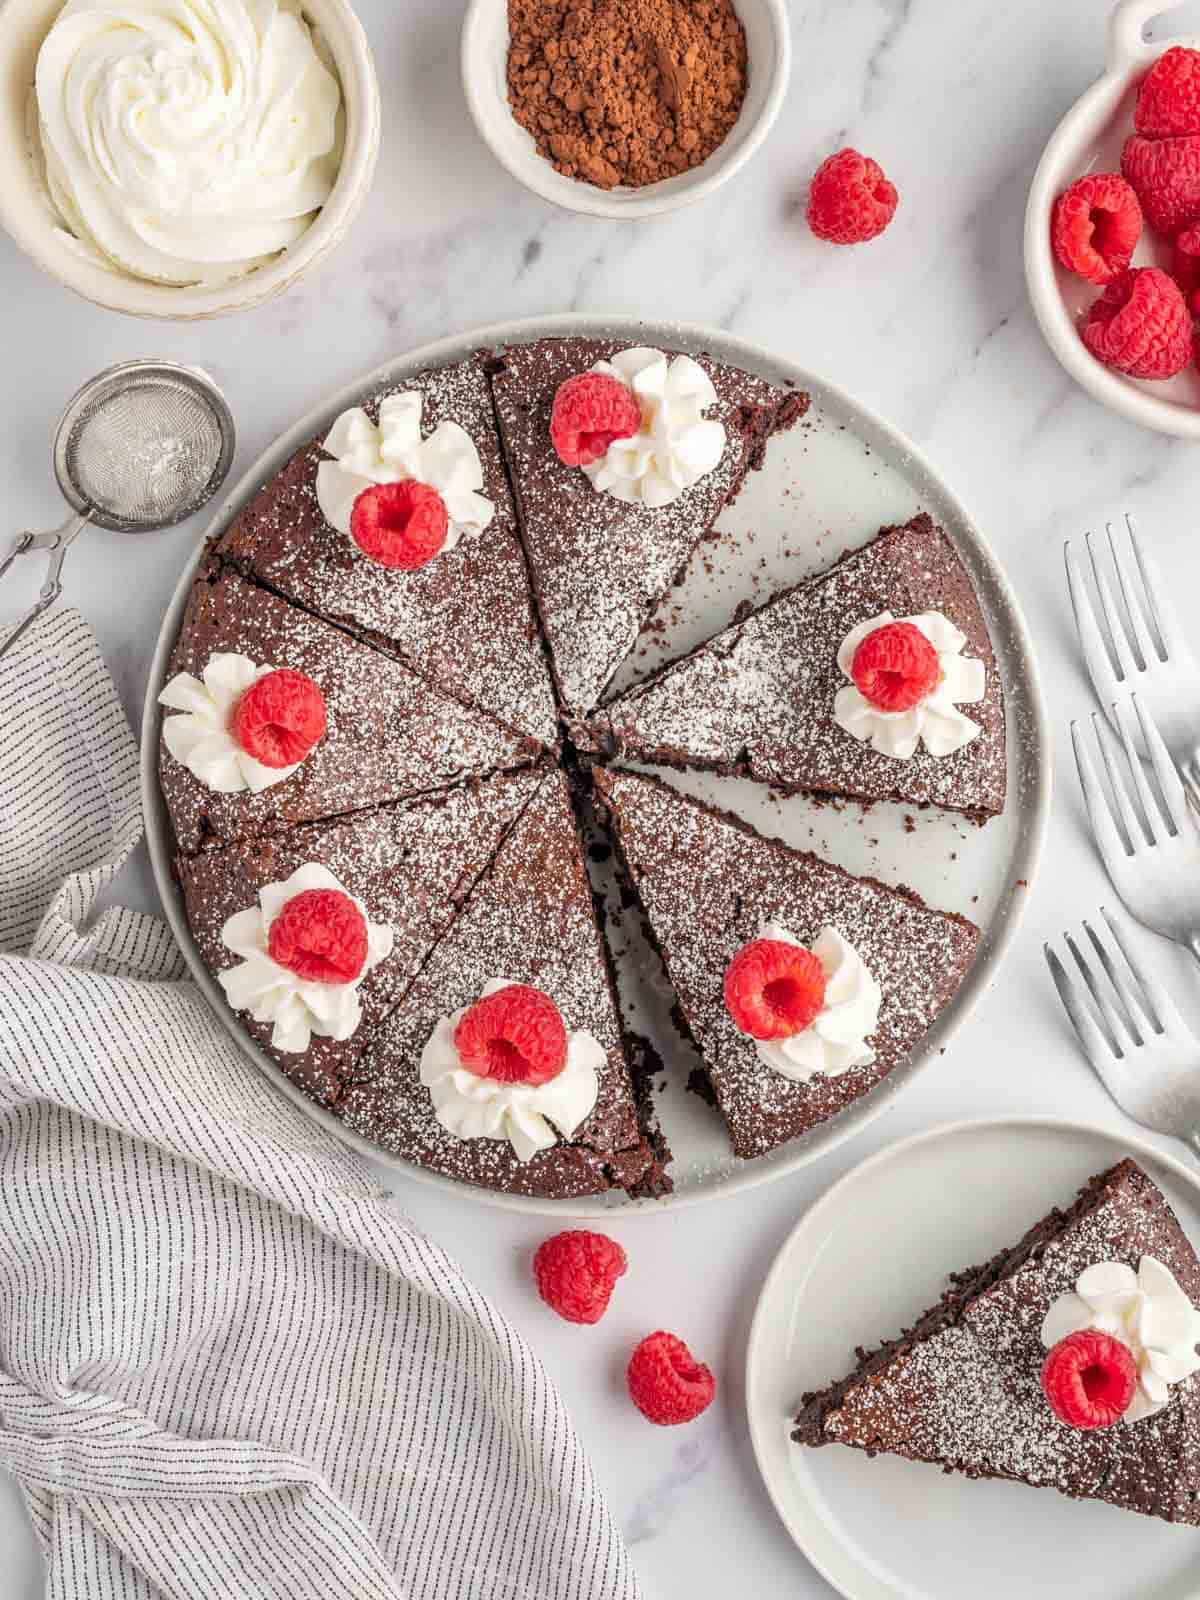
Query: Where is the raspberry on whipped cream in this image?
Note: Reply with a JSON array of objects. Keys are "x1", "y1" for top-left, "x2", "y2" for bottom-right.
[
  {"x1": 160, "y1": 653, "x2": 324, "y2": 795},
  {"x1": 219, "y1": 864, "x2": 393, "y2": 1053},
  {"x1": 420, "y1": 978, "x2": 602, "y2": 1161},
  {"x1": 563, "y1": 347, "x2": 727, "y2": 508},
  {"x1": 316, "y1": 392, "x2": 495, "y2": 564},
  {"x1": 725, "y1": 922, "x2": 881, "y2": 1082},
  {"x1": 833, "y1": 611, "x2": 986, "y2": 760}
]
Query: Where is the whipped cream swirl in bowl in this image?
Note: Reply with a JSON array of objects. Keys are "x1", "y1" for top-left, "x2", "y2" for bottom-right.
[
  {"x1": 219, "y1": 864, "x2": 392, "y2": 1053},
  {"x1": 159, "y1": 652, "x2": 302, "y2": 794},
  {"x1": 33, "y1": 0, "x2": 342, "y2": 287},
  {"x1": 834, "y1": 610, "x2": 986, "y2": 760},
  {"x1": 316, "y1": 392, "x2": 495, "y2": 549},
  {"x1": 752, "y1": 923, "x2": 881, "y2": 1082},
  {"x1": 420, "y1": 979, "x2": 602, "y2": 1163},
  {"x1": 582, "y1": 347, "x2": 727, "y2": 508}
]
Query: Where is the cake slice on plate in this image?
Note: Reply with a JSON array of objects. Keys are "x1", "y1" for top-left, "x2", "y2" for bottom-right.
[
  {"x1": 216, "y1": 354, "x2": 558, "y2": 746},
  {"x1": 593, "y1": 766, "x2": 980, "y2": 1159},
  {"x1": 793, "y1": 1158, "x2": 1200, "y2": 1525},
  {"x1": 340, "y1": 768, "x2": 667, "y2": 1200},
  {"x1": 488, "y1": 337, "x2": 807, "y2": 715},
  {"x1": 177, "y1": 769, "x2": 540, "y2": 1107},
  {"x1": 159, "y1": 562, "x2": 540, "y2": 854},
  {"x1": 592, "y1": 514, "x2": 1006, "y2": 821}
]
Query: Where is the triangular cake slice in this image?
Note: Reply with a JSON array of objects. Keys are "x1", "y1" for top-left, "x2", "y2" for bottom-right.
[
  {"x1": 160, "y1": 562, "x2": 540, "y2": 854},
  {"x1": 593, "y1": 767, "x2": 980, "y2": 1159},
  {"x1": 793, "y1": 1159, "x2": 1200, "y2": 1525},
  {"x1": 216, "y1": 354, "x2": 558, "y2": 746},
  {"x1": 340, "y1": 769, "x2": 666, "y2": 1200},
  {"x1": 177, "y1": 769, "x2": 539, "y2": 1107},
  {"x1": 593, "y1": 514, "x2": 1006, "y2": 821},
  {"x1": 488, "y1": 337, "x2": 807, "y2": 715}
]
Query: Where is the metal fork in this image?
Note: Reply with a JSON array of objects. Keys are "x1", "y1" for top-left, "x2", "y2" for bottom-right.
[
  {"x1": 1045, "y1": 909, "x2": 1200, "y2": 1158},
  {"x1": 1065, "y1": 516, "x2": 1200, "y2": 796},
  {"x1": 1072, "y1": 695, "x2": 1200, "y2": 964}
]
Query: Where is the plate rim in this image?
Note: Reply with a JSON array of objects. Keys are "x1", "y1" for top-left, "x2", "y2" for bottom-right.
[
  {"x1": 139, "y1": 313, "x2": 1052, "y2": 1217},
  {"x1": 745, "y1": 1113, "x2": 1200, "y2": 1600}
]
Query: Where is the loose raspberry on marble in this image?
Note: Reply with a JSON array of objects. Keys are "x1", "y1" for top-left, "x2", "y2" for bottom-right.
[
  {"x1": 1121, "y1": 133, "x2": 1200, "y2": 235},
  {"x1": 627, "y1": 1331, "x2": 715, "y2": 1425},
  {"x1": 533, "y1": 1230, "x2": 627, "y2": 1324},
  {"x1": 350, "y1": 480, "x2": 449, "y2": 570},
  {"x1": 454, "y1": 983, "x2": 568, "y2": 1086},
  {"x1": 233, "y1": 668, "x2": 327, "y2": 769},
  {"x1": 267, "y1": 888, "x2": 369, "y2": 984},
  {"x1": 724, "y1": 938, "x2": 826, "y2": 1040},
  {"x1": 806, "y1": 148, "x2": 898, "y2": 245},
  {"x1": 1041, "y1": 1329, "x2": 1137, "y2": 1429},
  {"x1": 1051, "y1": 173, "x2": 1142, "y2": 284},
  {"x1": 1135, "y1": 45, "x2": 1200, "y2": 139},
  {"x1": 851, "y1": 621, "x2": 941, "y2": 713},
  {"x1": 1080, "y1": 267, "x2": 1192, "y2": 380},
  {"x1": 550, "y1": 373, "x2": 642, "y2": 467},
  {"x1": 1173, "y1": 222, "x2": 1200, "y2": 310}
]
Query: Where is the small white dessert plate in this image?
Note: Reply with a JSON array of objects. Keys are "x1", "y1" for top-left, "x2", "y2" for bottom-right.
[{"x1": 747, "y1": 1116, "x2": 1200, "y2": 1600}]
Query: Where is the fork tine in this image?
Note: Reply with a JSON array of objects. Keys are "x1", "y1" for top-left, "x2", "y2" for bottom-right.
[
  {"x1": 1066, "y1": 929, "x2": 1130, "y2": 1057},
  {"x1": 1066, "y1": 541, "x2": 1119, "y2": 694},
  {"x1": 1091, "y1": 713, "x2": 1145, "y2": 852},
  {"x1": 1113, "y1": 697, "x2": 1167, "y2": 844},
  {"x1": 1082, "y1": 917, "x2": 1148, "y2": 1046},
  {"x1": 1107, "y1": 520, "x2": 1158, "y2": 672},
  {"x1": 1072, "y1": 718, "x2": 1133, "y2": 873},
  {"x1": 1086, "y1": 531, "x2": 1139, "y2": 683},
  {"x1": 1131, "y1": 694, "x2": 1190, "y2": 837},
  {"x1": 1099, "y1": 906, "x2": 1177, "y2": 1036},
  {"x1": 1123, "y1": 515, "x2": 1177, "y2": 659},
  {"x1": 1045, "y1": 942, "x2": 1129, "y2": 1106}
]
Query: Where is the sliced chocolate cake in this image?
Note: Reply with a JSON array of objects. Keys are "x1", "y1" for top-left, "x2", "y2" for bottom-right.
[
  {"x1": 593, "y1": 767, "x2": 980, "y2": 1159},
  {"x1": 177, "y1": 769, "x2": 540, "y2": 1107},
  {"x1": 593, "y1": 514, "x2": 1006, "y2": 821},
  {"x1": 159, "y1": 562, "x2": 539, "y2": 855},
  {"x1": 488, "y1": 337, "x2": 807, "y2": 715},
  {"x1": 216, "y1": 354, "x2": 558, "y2": 746},
  {"x1": 794, "y1": 1159, "x2": 1200, "y2": 1525},
  {"x1": 339, "y1": 769, "x2": 665, "y2": 1200}
]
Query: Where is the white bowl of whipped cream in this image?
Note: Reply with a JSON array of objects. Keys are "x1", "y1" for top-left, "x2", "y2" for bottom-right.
[{"x1": 0, "y1": 0, "x2": 380, "y2": 318}]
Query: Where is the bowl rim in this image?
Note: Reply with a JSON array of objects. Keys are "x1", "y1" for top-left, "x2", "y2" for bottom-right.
[
  {"x1": 140, "y1": 311, "x2": 1052, "y2": 1218},
  {"x1": 1023, "y1": 1, "x2": 1200, "y2": 439},
  {"x1": 0, "y1": 0, "x2": 382, "y2": 321},
  {"x1": 459, "y1": 0, "x2": 792, "y2": 219}
]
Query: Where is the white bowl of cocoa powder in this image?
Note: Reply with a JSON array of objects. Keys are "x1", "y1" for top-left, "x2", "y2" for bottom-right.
[{"x1": 462, "y1": 0, "x2": 790, "y2": 218}]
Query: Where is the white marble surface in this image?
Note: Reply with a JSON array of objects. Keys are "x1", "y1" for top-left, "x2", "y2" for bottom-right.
[{"x1": 7, "y1": 1, "x2": 1200, "y2": 1594}]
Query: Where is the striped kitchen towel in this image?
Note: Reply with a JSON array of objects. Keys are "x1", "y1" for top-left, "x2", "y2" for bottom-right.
[{"x1": 0, "y1": 609, "x2": 641, "y2": 1600}]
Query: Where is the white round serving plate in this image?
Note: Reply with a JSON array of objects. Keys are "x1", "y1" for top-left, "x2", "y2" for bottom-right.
[
  {"x1": 1024, "y1": 0, "x2": 1200, "y2": 438},
  {"x1": 141, "y1": 314, "x2": 1050, "y2": 1216},
  {"x1": 747, "y1": 1117, "x2": 1200, "y2": 1600}
]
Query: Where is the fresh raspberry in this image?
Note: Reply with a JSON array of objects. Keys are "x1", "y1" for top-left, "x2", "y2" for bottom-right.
[
  {"x1": 1080, "y1": 267, "x2": 1192, "y2": 380},
  {"x1": 453, "y1": 983, "x2": 568, "y2": 1086},
  {"x1": 533, "y1": 1230, "x2": 627, "y2": 1324},
  {"x1": 806, "y1": 148, "x2": 898, "y2": 245},
  {"x1": 1173, "y1": 222, "x2": 1200, "y2": 311},
  {"x1": 850, "y1": 620, "x2": 941, "y2": 712},
  {"x1": 233, "y1": 668, "x2": 327, "y2": 769},
  {"x1": 1051, "y1": 173, "x2": 1142, "y2": 285},
  {"x1": 1121, "y1": 133, "x2": 1200, "y2": 235},
  {"x1": 550, "y1": 373, "x2": 641, "y2": 467},
  {"x1": 724, "y1": 939, "x2": 826, "y2": 1041},
  {"x1": 627, "y1": 1332, "x2": 715, "y2": 1426},
  {"x1": 1135, "y1": 46, "x2": 1200, "y2": 138},
  {"x1": 349, "y1": 480, "x2": 449, "y2": 570},
  {"x1": 267, "y1": 888, "x2": 369, "y2": 984},
  {"x1": 1041, "y1": 1330, "x2": 1138, "y2": 1429}
]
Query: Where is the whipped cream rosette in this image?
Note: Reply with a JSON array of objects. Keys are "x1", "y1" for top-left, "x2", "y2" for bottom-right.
[
  {"x1": 582, "y1": 347, "x2": 727, "y2": 508},
  {"x1": 750, "y1": 923, "x2": 881, "y2": 1082},
  {"x1": 834, "y1": 610, "x2": 986, "y2": 760},
  {"x1": 160, "y1": 653, "x2": 307, "y2": 794}
]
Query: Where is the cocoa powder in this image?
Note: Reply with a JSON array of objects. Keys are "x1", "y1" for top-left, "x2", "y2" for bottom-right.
[{"x1": 506, "y1": 0, "x2": 748, "y2": 191}]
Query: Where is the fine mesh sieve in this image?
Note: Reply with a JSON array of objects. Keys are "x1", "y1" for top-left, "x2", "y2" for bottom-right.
[{"x1": 1, "y1": 361, "x2": 235, "y2": 659}]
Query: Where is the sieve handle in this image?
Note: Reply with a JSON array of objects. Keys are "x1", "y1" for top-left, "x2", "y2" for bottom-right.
[{"x1": 0, "y1": 513, "x2": 89, "y2": 661}]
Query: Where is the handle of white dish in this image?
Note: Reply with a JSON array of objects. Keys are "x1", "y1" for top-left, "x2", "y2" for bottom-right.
[{"x1": 1107, "y1": 0, "x2": 1178, "y2": 70}]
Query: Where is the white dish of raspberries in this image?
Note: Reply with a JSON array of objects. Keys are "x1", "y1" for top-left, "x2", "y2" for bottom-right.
[{"x1": 1026, "y1": 0, "x2": 1200, "y2": 437}]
